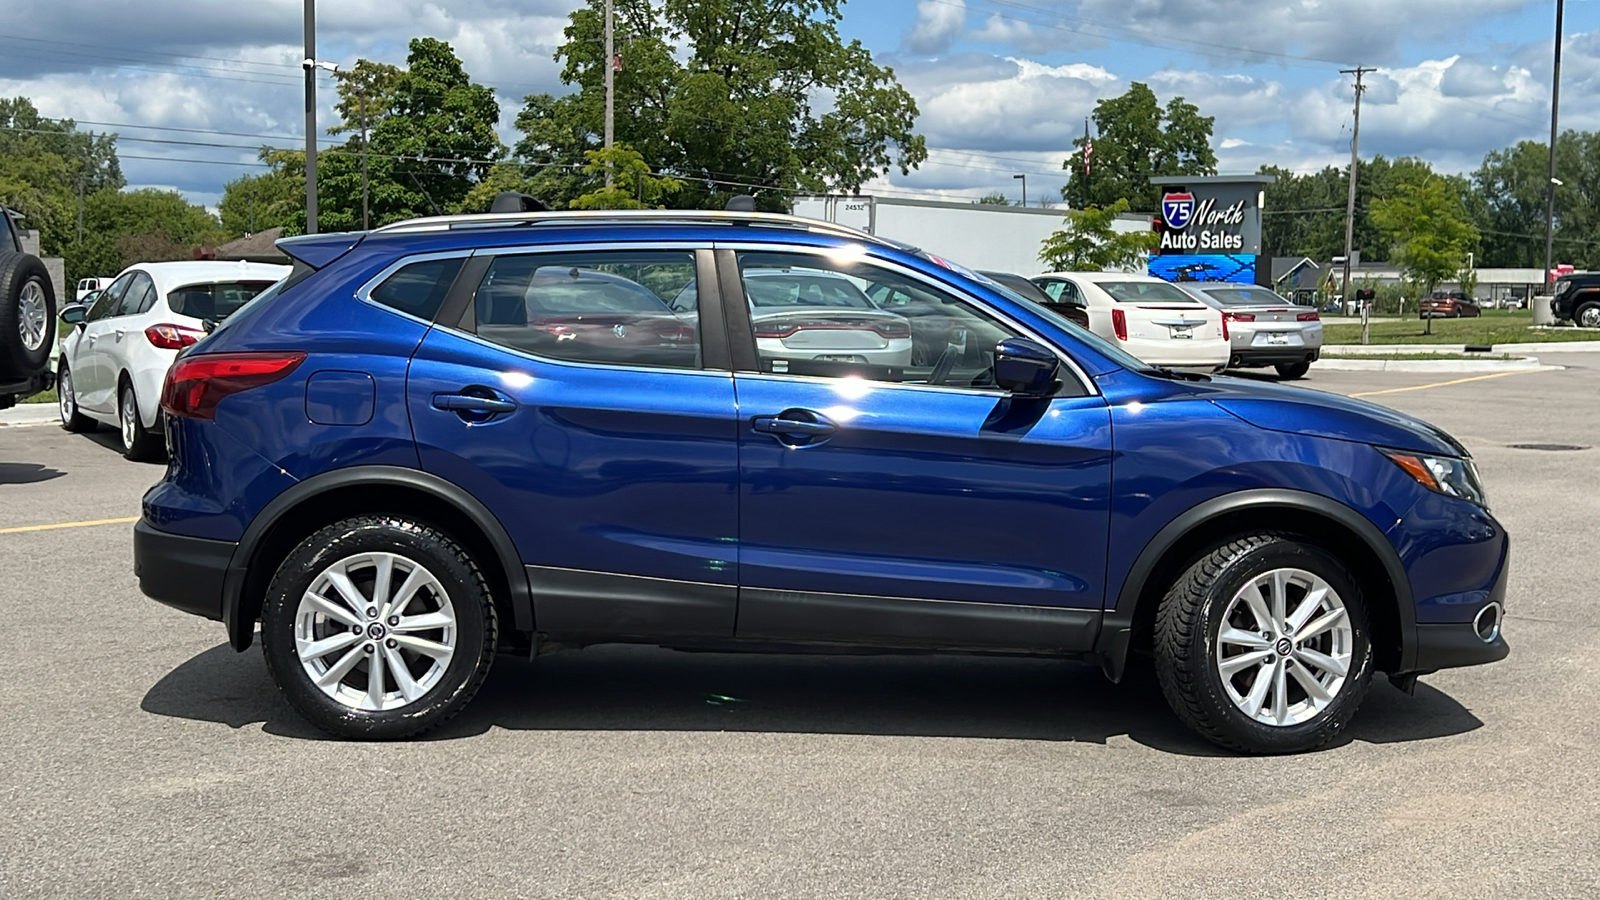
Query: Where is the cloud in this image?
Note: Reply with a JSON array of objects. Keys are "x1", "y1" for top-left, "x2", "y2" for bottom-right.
[
  {"x1": 904, "y1": 0, "x2": 967, "y2": 55},
  {"x1": 1144, "y1": 70, "x2": 1288, "y2": 131},
  {"x1": 898, "y1": 55, "x2": 1119, "y2": 152}
]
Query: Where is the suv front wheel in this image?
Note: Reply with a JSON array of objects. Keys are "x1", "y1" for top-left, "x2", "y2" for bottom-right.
[
  {"x1": 261, "y1": 516, "x2": 498, "y2": 739},
  {"x1": 1154, "y1": 533, "x2": 1373, "y2": 754}
]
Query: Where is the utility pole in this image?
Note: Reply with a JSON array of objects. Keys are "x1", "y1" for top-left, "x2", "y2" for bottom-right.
[
  {"x1": 1543, "y1": 0, "x2": 1565, "y2": 295},
  {"x1": 1013, "y1": 173, "x2": 1027, "y2": 207},
  {"x1": 1339, "y1": 65, "x2": 1371, "y2": 342},
  {"x1": 303, "y1": 0, "x2": 318, "y2": 234},
  {"x1": 604, "y1": 0, "x2": 615, "y2": 187},
  {"x1": 76, "y1": 174, "x2": 84, "y2": 244},
  {"x1": 360, "y1": 86, "x2": 370, "y2": 231}
]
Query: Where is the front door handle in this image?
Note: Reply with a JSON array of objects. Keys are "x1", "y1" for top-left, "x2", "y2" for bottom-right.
[
  {"x1": 432, "y1": 393, "x2": 517, "y2": 414},
  {"x1": 752, "y1": 416, "x2": 835, "y2": 436}
]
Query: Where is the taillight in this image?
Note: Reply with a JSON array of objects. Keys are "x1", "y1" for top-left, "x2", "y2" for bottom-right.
[
  {"x1": 1111, "y1": 308, "x2": 1128, "y2": 341},
  {"x1": 1220, "y1": 315, "x2": 1229, "y2": 341},
  {"x1": 1297, "y1": 311, "x2": 1321, "y2": 321},
  {"x1": 161, "y1": 352, "x2": 306, "y2": 420},
  {"x1": 754, "y1": 323, "x2": 798, "y2": 339},
  {"x1": 145, "y1": 324, "x2": 204, "y2": 349},
  {"x1": 873, "y1": 321, "x2": 911, "y2": 339},
  {"x1": 1223, "y1": 312, "x2": 1256, "y2": 322}
]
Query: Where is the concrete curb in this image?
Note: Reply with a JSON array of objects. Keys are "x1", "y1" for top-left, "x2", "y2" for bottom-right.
[
  {"x1": 1315, "y1": 356, "x2": 1557, "y2": 373},
  {"x1": 0, "y1": 404, "x2": 60, "y2": 428},
  {"x1": 1325, "y1": 339, "x2": 1600, "y2": 355}
]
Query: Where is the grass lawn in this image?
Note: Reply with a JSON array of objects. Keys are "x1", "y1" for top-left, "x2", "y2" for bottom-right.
[
  {"x1": 1323, "y1": 310, "x2": 1599, "y2": 345},
  {"x1": 21, "y1": 387, "x2": 56, "y2": 404}
]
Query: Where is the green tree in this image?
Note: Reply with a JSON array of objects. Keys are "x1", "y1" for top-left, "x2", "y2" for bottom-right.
[
  {"x1": 1370, "y1": 178, "x2": 1479, "y2": 301},
  {"x1": 1039, "y1": 198, "x2": 1158, "y2": 271},
  {"x1": 0, "y1": 97, "x2": 125, "y2": 269},
  {"x1": 975, "y1": 191, "x2": 1012, "y2": 206},
  {"x1": 1063, "y1": 84, "x2": 1216, "y2": 211},
  {"x1": 217, "y1": 149, "x2": 304, "y2": 237},
  {"x1": 66, "y1": 188, "x2": 223, "y2": 279},
  {"x1": 331, "y1": 60, "x2": 404, "y2": 136},
  {"x1": 569, "y1": 145, "x2": 685, "y2": 209},
  {"x1": 513, "y1": 0, "x2": 926, "y2": 211}
]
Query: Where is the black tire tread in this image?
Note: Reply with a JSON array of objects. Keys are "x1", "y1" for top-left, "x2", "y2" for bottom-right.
[
  {"x1": 261, "y1": 515, "x2": 497, "y2": 740},
  {"x1": 57, "y1": 362, "x2": 94, "y2": 432},
  {"x1": 1154, "y1": 532, "x2": 1372, "y2": 754},
  {"x1": 0, "y1": 252, "x2": 56, "y2": 379},
  {"x1": 119, "y1": 381, "x2": 162, "y2": 461}
]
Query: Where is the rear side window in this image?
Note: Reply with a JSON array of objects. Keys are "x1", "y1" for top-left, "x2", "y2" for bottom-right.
[
  {"x1": 168, "y1": 281, "x2": 280, "y2": 320},
  {"x1": 368, "y1": 257, "x2": 465, "y2": 320},
  {"x1": 1099, "y1": 281, "x2": 1194, "y2": 303}
]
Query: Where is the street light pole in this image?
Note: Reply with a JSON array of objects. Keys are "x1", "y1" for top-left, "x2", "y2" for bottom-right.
[
  {"x1": 303, "y1": 0, "x2": 317, "y2": 234},
  {"x1": 1543, "y1": 0, "x2": 1565, "y2": 292},
  {"x1": 1013, "y1": 173, "x2": 1027, "y2": 207}
]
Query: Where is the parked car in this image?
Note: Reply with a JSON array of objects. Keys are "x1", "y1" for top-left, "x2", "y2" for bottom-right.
[
  {"x1": 1552, "y1": 273, "x2": 1600, "y2": 327},
  {"x1": 0, "y1": 204, "x2": 56, "y2": 409},
  {"x1": 982, "y1": 270, "x2": 1088, "y2": 328},
  {"x1": 56, "y1": 261, "x2": 289, "y2": 458},
  {"x1": 1176, "y1": 283, "x2": 1322, "y2": 379},
  {"x1": 135, "y1": 207, "x2": 1510, "y2": 755},
  {"x1": 75, "y1": 277, "x2": 109, "y2": 302},
  {"x1": 1419, "y1": 292, "x2": 1480, "y2": 319},
  {"x1": 1030, "y1": 272, "x2": 1228, "y2": 372}
]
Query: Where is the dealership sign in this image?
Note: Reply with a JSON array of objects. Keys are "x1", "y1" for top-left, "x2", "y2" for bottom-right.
[{"x1": 1158, "y1": 192, "x2": 1247, "y2": 251}]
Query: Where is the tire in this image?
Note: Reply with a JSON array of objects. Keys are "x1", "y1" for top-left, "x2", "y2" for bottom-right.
[
  {"x1": 1274, "y1": 362, "x2": 1311, "y2": 380},
  {"x1": 1154, "y1": 533, "x2": 1373, "y2": 754},
  {"x1": 0, "y1": 252, "x2": 56, "y2": 379},
  {"x1": 118, "y1": 380, "x2": 161, "y2": 461},
  {"x1": 57, "y1": 363, "x2": 94, "y2": 432},
  {"x1": 1576, "y1": 302, "x2": 1600, "y2": 329},
  {"x1": 260, "y1": 516, "x2": 498, "y2": 740}
]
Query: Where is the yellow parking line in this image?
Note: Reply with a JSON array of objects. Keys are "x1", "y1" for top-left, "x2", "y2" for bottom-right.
[
  {"x1": 0, "y1": 516, "x2": 139, "y2": 536},
  {"x1": 1351, "y1": 369, "x2": 1544, "y2": 398}
]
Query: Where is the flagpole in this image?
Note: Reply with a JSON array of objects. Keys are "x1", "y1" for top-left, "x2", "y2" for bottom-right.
[{"x1": 1082, "y1": 117, "x2": 1091, "y2": 209}]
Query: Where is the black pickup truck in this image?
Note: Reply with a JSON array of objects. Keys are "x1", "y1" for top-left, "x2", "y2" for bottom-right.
[
  {"x1": 1552, "y1": 273, "x2": 1600, "y2": 328},
  {"x1": 0, "y1": 206, "x2": 56, "y2": 409}
]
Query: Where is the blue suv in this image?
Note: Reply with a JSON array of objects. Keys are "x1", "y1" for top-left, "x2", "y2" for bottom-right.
[{"x1": 134, "y1": 209, "x2": 1509, "y2": 753}]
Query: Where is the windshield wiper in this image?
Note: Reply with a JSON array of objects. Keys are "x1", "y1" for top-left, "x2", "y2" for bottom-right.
[{"x1": 1147, "y1": 366, "x2": 1212, "y2": 382}]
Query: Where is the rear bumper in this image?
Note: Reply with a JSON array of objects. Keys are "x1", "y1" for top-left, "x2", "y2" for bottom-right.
[
  {"x1": 134, "y1": 518, "x2": 235, "y2": 621},
  {"x1": 1230, "y1": 348, "x2": 1321, "y2": 367}
]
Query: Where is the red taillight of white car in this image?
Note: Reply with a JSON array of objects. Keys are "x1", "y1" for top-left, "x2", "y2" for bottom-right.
[
  {"x1": 1297, "y1": 311, "x2": 1321, "y2": 322},
  {"x1": 161, "y1": 352, "x2": 306, "y2": 420},
  {"x1": 144, "y1": 324, "x2": 206, "y2": 350},
  {"x1": 1111, "y1": 308, "x2": 1128, "y2": 341}
]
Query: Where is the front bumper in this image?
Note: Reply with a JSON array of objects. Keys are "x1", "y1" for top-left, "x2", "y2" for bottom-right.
[
  {"x1": 134, "y1": 518, "x2": 235, "y2": 621},
  {"x1": 1412, "y1": 620, "x2": 1510, "y2": 671}
]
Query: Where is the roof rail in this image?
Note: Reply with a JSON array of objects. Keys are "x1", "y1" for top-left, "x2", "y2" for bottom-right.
[{"x1": 368, "y1": 208, "x2": 884, "y2": 245}]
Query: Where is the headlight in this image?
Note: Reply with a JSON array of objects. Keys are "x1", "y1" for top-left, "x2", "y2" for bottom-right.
[
  {"x1": 1382, "y1": 450, "x2": 1488, "y2": 507},
  {"x1": 1555, "y1": 280, "x2": 1573, "y2": 297}
]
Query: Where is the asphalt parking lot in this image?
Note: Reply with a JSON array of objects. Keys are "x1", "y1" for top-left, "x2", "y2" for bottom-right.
[{"x1": 3, "y1": 360, "x2": 1598, "y2": 899}]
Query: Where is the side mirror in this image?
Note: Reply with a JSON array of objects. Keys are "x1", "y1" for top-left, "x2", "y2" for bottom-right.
[
  {"x1": 993, "y1": 337, "x2": 1060, "y2": 397},
  {"x1": 61, "y1": 304, "x2": 87, "y2": 326}
]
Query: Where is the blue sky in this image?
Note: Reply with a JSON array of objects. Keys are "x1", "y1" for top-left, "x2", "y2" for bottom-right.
[{"x1": 2, "y1": 0, "x2": 1594, "y2": 211}]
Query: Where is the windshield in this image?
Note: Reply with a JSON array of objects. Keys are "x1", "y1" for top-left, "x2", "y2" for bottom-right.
[
  {"x1": 1201, "y1": 286, "x2": 1294, "y2": 307},
  {"x1": 1100, "y1": 281, "x2": 1197, "y2": 303}
]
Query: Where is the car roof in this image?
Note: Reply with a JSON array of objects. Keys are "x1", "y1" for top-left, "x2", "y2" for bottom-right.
[
  {"x1": 122, "y1": 261, "x2": 293, "y2": 292},
  {"x1": 1035, "y1": 271, "x2": 1166, "y2": 283}
]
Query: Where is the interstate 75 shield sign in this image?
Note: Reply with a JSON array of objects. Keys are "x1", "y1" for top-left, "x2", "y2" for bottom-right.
[{"x1": 1161, "y1": 192, "x2": 1196, "y2": 230}]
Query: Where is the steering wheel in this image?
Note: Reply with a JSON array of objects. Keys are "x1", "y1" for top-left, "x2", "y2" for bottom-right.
[{"x1": 928, "y1": 341, "x2": 961, "y2": 386}]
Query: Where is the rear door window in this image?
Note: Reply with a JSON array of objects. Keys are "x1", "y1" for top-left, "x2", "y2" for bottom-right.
[{"x1": 467, "y1": 251, "x2": 702, "y2": 369}]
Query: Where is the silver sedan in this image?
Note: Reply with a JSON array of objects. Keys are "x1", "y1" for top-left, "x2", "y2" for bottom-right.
[{"x1": 1176, "y1": 283, "x2": 1324, "y2": 379}]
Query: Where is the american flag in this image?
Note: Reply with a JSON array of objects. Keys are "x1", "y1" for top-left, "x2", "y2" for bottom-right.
[{"x1": 1083, "y1": 137, "x2": 1093, "y2": 176}]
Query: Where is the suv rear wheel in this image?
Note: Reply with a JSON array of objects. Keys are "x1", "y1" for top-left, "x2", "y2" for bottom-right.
[
  {"x1": 1575, "y1": 301, "x2": 1600, "y2": 329},
  {"x1": 261, "y1": 516, "x2": 497, "y2": 739},
  {"x1": 0, "y1": 252, "x2": 56, "y2": 379},
  {"x1": 1154, "y1": 533, "x2": 1373, "y2": 754}
]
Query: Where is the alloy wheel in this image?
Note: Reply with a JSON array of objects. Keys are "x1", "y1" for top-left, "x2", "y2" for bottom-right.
[
  {"x1": 1580, "y1": 306, "x2": 1600, "y2": 329},
  {"x1": 59, "y1": 369, "x2": 74, "y2": 424},
  {"x1": 120, "y1": 389, "x2": 138, "y2": 449},
  {"x1": 294, "y1": 551, "x2": 457, "y2": 711},
  {"x1": 18, "y1": 279, "x2": 47, "y2": 352},
  {"x1": 1214, "y1": 567, "x2": 1353, "y2": 727}
]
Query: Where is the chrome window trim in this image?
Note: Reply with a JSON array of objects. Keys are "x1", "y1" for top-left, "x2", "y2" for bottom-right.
[{"x1": 712, "y1": 241, "x2": 1100, "y2": 397}]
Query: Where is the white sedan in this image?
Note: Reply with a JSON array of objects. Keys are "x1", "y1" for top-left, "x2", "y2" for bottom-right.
[
  {"x1": 57, "y1": 261, "x2": 289, "y2": 459},
  {"x1": 1031, "y1": 272, "x2": 1229, "y2": 372}
]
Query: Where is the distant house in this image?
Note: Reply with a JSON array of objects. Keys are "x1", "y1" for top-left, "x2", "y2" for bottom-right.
[
  {"x1": 1270, "y1": 257, "x2": 1324, "y2": 301},
  {"x1": 212, "y1": 227, "x2": 288, "y2": 264}
]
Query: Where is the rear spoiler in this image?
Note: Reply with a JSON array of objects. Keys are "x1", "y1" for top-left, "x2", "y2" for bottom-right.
[{"x1": 275, "y1": 232, "x2": 364, "y2": 269}]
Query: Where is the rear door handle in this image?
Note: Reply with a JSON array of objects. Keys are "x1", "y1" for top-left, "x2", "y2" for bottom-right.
[
  {"x1": 752, "y1": 416, "x2": 835, "y2": 436},
  {"x1": 431, "y1": 393, "x2": 517, "y2": 414}
]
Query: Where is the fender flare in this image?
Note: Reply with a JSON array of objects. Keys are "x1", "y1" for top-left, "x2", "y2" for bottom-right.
[
  {"x1": 221, "y1": 465, "x2": 532, "y2": 650},
  {"x1": 1093, "y1": 488, "x2": 1415, "y2": 681}
]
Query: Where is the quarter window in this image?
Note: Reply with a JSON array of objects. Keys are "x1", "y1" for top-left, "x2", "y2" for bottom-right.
[
  {"x1": 469, "y1": 251, "x2": 701, "y2": 369},
  {"x1": 369, "y1": 257, "x2": 465, "y2": 320},
  {"x1": 735, "y1": 251, "x2": 1021, "y2": 391}
]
